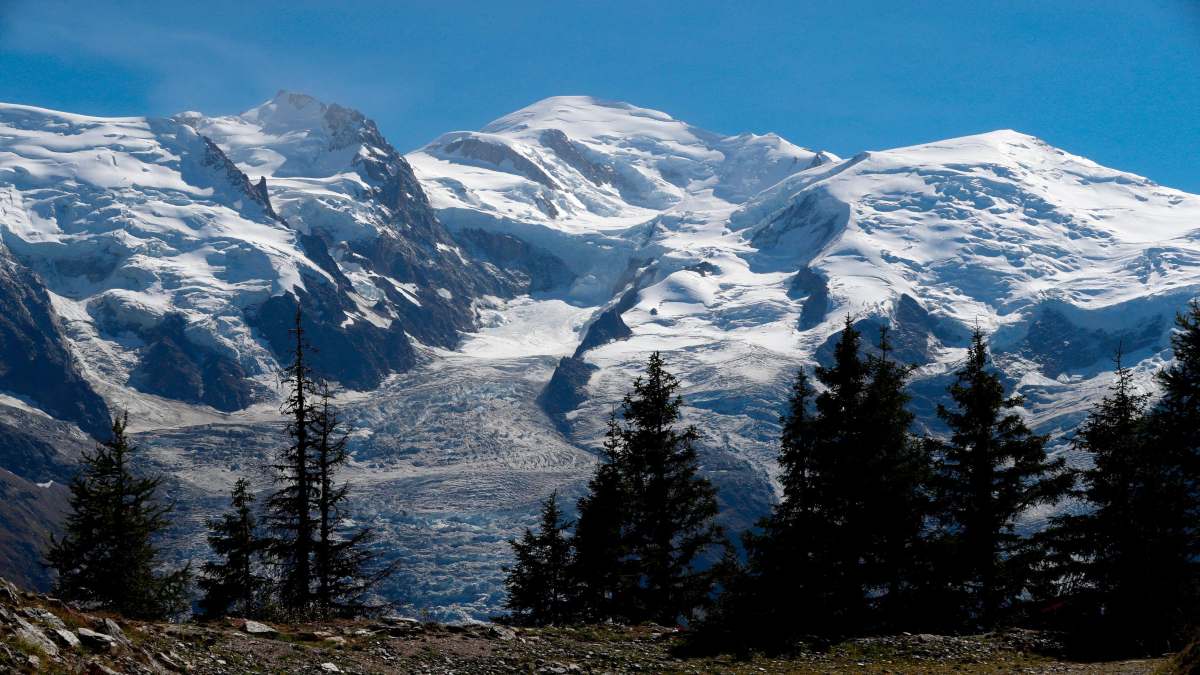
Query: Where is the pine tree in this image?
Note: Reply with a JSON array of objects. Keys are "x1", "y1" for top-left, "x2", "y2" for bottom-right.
[
  {"x1": 570, "y1": 352, "x2": 723, "y2": 625},
  {"x1": 930, "y1": 328, "x2": 1070, "y2": 629},
  {"x1": 1119, "y1": 303, "x2": 1200, "y2": 649},
  {"x1": 265, "y1": 307, "x2": 319, "y2": 615},
  {"x1": 618, "y1": 352, "x2": 723, "y2": 624},
  {"x1": 46, "y1": 413, "x2": 190, "y2": 619},
  {"x1": 504, "y1": 491, "x2": 574, "y2": 625},
  {"x1": 199, "y1": 478, "x2": 266, "y2": 618},
  {"x1": 722, "y1": 320, "x2": 931, "y2": 645},
  {"x1": 858, "y1": 327, "x2": 933, "y2": 627},
  {"x1": 311, "y1": 382, "x2": 391, "y2": 617},
  {"x1": 569, "y1": 414, "x2": 632, "y2": 621}
]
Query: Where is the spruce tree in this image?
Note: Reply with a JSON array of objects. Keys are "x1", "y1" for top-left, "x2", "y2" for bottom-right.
[
  {"x1": 723, "y1": 320, "x2": 931, "y2": 645},
  {"x1": 1117, "y1": 303, "x2": 1200, "y2": 649},
  {"x1": 46, "y1": 413, "x2": 190, "y2": 619},
  {"x1": 858, "y1": 327, "x2": 933, "y2": 627},
  {"x1": 569, "y1": 414, "x2": 632, "y2": 621},
  {"x1": 265, "y1": 307, "x2": 319, "y2": 615},
  {"x1": 618, "y1": 352, "x2": 722, "y2": 624},
  {"x1": 504, "y1": 491, "x2": 574, "y2": 625},
  {"x1": 930, "y1": 328, "x2": 1070, "y2": 629},
  {"x1": 199, "y1": 478, "x2": 266, "y2": 618},
  {"x1": 311, "y1": 382, "x2": 390, "y2": 617},
  {"x1": 570, "y1": 352, "x2": 723, "y2": 625}
]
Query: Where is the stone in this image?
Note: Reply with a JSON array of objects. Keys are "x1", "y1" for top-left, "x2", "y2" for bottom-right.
[
  {"x1": 86, "y1": 661, "x2": 121, "y2": 675},
  {"x1": 77, "y1": 627, "x2": 119, "y2": 651},
  {"x1": 488, "y1": 624, "x2": 517, "y2": 641},
  {"x1": 100, "y1": 617, "x2": 127, "y2": 643},
  {"x1": 14, "y1": 616, "x2": 59, "y2": 657},
  {"x1": 320, "y1": 663, "x2": 342, "y2": 673},
  {"x1": 23, "y1": 606, "x2": 67, "y2": 631},
  {"x1": 53, "y1": 627, "x2": 81, "y2": 649},
  {"x1": 242, "y1": 619, "x2": 278, "y2": 636},
  {"x1": 323, "y1": 636, "x2": 347, "y2": 646}
]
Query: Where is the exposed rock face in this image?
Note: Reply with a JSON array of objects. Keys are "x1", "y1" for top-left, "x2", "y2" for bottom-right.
[
  {"x1": 129, "y1": 313, "x2": 255, "y2": 411},
  {"x1": 0, "y1": 242, "x2": 109, "y2": 437},
  {"x1": 538, "y1": 356, "x2": 597, "y2": 428},
  {"x1": 454, "y1": 228, "x2": 576, "y2": 293}
]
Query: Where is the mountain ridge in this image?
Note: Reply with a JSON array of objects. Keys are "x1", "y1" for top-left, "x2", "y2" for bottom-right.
[{"x1": 0, "y1": 91, "x2": 1197, "y2": 618}]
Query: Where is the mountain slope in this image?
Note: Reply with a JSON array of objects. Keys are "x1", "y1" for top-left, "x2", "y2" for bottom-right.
[{"x1": 0, "y1": 93, "x2": 1197, "y2": 620}]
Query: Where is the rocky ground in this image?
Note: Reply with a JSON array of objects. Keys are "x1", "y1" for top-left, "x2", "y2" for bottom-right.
[{"x1": 0, "y1": 578, "x2": 1179, "y2": 674}]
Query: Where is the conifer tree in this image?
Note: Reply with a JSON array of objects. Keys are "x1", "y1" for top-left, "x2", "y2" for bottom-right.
[
  {"x1": 618, "y1": 352, "x2": 723, "y2": 624},
  {"x1": 46, "y1": 413, "x2": 190, "y2": 619},
  {"x1": 930, "y1": 328, "x2": 1070, "y2": 629},
  {"x1": 311, "y1": 382, "x2": 391, "y2": 617},
  {"x1": 504, "y1": 491, "x2": 574, "y2": 625},
  {"x1": 722, "y1": 320, "x2": 931, "y2": 645},
  {"x1": 570, "y1": 352, "x2": 723, "y2": 625},
  {"x1": 199, "y1": 478, "x2": 266, "y2": 618},
  {"x1": 569, "y1": 414, "x2": 632, "y2": 621},
  {"x1": 1098, "y1": 303, "x2": 1200, "y2": 649},
  {"x1": 265, "y1": 307, "x2": 319, "y2": 615}
]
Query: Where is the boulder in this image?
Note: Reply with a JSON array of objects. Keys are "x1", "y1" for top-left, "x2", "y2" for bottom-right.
[
  {"x1": 53, "y1": 627, "x2": 81, "y2": 649},
  {"x1": 489, "y1": 624, "x2": 517, "y2": 641},
  {"x1": 242, "y1": 619, "x2": 278, "y2": 636},
  {"x1": 77, "y1": 627, "x2": 118, "y2": 652},
  {"x1": 14, "y1": 617, "x2": 58, "y2": 657}
]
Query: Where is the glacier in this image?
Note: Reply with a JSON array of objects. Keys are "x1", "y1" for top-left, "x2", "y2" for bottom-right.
[{"x1": 0, "y1": 92, "x2": 1198, "y2": 619}]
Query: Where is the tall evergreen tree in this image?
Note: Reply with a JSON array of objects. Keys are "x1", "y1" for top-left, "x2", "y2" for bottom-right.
[
  {"x1": 199, "y1": 478, "x2": 267, "y2": 618},
  {"x1": 569, "y1": 414, "x2": 632, "y2": 621},
  {"x1": 618, "y1": 352, "x2": 723, "y2": 624},
  {"x1": 311, "y1": 382, "x2": 391, "y2": 617},
  {"x1": 720, "y1": 320, "x2": 930, "y2": 646},
  {"x1": 265, "y1": 308, "x2": 319, "y2": 615},
  {"x1": 930, "y1": 328, "x2": 1070, "y2": 629},
  {"x1": 1112, "y1": 303, "x2": 1200, "y2": 649},
  {"x1": 46, "y1": 413, "x2": 190, "y2": 619},
  {"x1": 504, "y1": 491, "x2": 574, "y2": 625},
  {"x1": 570, "y1": 352, "x2": 723, "y2": 625}
]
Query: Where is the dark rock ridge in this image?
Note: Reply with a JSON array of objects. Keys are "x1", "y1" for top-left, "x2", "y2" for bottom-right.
[
  {"x1": 790, "y1": 266, "x2": 831, "y2": 330},
  {"x1": 1008, "y1": 306, "x2": 1165, "y2": 377},
  {"x1": 573, "y1": 288, "x2": 640, "y2": 358},
  {"x1": 453, "y1": 228, "x2": 576, "y2": 293},
  {"x1": 438, "y1": 134, "x2": 561, "y2": 190},
  {"x1": 0, "y1": 242, "x2": 109, "y2": 437},
  {"x1": 128, "y1": 314, "x2": 255, "y2": 412},
  {"x1": 537, "y1": 356, "x2": 598, "y2": 430}
]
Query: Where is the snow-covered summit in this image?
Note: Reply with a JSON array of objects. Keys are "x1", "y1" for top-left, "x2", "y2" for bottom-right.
[
  {"x1": 2, "y1": 92, "x2": 1199, "y2": 620},
  {"x1": 410, "y1": 95, "x2": 835, "y2": 236}
]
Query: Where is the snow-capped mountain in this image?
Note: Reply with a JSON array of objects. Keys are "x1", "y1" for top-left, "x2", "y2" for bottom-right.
[{"x1": 0, "y1": 92, "x2": 1197, "y2": 619}]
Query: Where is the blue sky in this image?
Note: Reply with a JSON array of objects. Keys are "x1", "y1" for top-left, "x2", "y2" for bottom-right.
[{"x1": 2, "y1": 0, "x2": 1197, "y2": 191}]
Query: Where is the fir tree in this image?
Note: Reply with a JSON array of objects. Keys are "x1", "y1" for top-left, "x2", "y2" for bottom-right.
[
  {"x1": 569, "y1": 414, "x2": 632, "y2": 621},
  {"x1": 265, "y1": 307, "x2": 319, "y2": 615},
  {"x1": 617, "y1": 352, "x2": 723, "y2": 624},
  {"x1": 199, "y1": 478, "x2": 266, "y2": 618},
  {"x1": 858, "y1": 327, "x2": 933, "y2": 627},
  {"x1": 930, "y1": 328, "x2": 1070, "y2": 629},
  {"x1": 46, "y1": 413, "x2": 190, "y2": 619},
  {"x1": 504, "y1": 491, "x2": 574, "y2": 625},
  {"x1": 571, "y1": 352, "x2": 723, "y2": 625},
  {"x1": 722, "y1": 320, "x2": 931, "y2": 645},
  {"x1": 311, "y1": 382, "x2": 391, "y2": 617},
  {"x1": 1113, "y1": 303, "x2": 1200, "y2": 649}
]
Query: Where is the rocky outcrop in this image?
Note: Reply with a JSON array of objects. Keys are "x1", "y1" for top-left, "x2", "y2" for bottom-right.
[
  {"x1": 129, "y1": 313, "x2": 256, "y2": 411},
  {"x1": 454, "y1": 228, "x2": 576, "y2": 293},
  {"x1": 0, "y1": 242, "x2": 109, "y2": 437},
  {"x1": 538, "y1": 356, "x2": 597, "y2": 428}
]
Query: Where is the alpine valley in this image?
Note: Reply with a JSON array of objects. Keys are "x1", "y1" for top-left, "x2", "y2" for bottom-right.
[{"x1": 1, "y1": 92, "x2": 1197, "y2": 620}]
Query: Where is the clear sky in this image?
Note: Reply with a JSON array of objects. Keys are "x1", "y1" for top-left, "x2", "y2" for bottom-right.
[{"x1": 1, "y1": 0, "x2": 1197, "y2": 191}]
